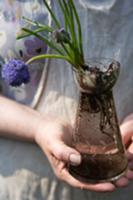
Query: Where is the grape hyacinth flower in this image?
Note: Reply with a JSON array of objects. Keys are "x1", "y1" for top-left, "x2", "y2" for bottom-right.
[{"x1": 2, "y1": 59, "x2": 30, "y2": 87}]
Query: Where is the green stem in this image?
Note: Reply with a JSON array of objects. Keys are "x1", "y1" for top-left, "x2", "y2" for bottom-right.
[
  {"x1": 60, "y1": 42, "x2": 71, "y2": 58},
  {"x1": 26, "y1": 54, "x2": 73, "y2": 65}
]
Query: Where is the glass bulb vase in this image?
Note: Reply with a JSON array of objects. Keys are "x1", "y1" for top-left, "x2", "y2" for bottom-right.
[{"x1": 69, "y1": 59, "x2": 128, "y2": 182}]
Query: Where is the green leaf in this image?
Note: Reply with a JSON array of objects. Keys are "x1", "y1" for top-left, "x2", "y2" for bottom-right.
[
  {"x1": 62, "y1": 1, "x2": 74, "y2": 40},
  {"x1": 69, "y1": 2, "x2": 78, "y2": 48},
  {"x1": 18, "y1": 0, "x2": 85, "y2": 72},
  {"x1": 22, "y1": 16, "x2": 53, "y2": 32},
  {"x1": 57, "y1": 0, "x2": 69, "y2": 31},
  {"x1": 43, "y1": 0, "x2": 61, "y2": 28},
  {"x1": 69, "y1": 0, "x2": 84, "y2": 60},
  {"x1": 17, "y1": 27, "x2": 53, "y2": 40}
]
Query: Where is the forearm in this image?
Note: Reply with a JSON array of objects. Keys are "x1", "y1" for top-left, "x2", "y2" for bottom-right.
[{"x1": 0, "y1": 95, "x2": 42, "y2": 142}]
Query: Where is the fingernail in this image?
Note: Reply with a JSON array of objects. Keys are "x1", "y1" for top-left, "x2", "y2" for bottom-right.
[{"x1": 69, "y1": 154, "x2": 81, "y2": 165}]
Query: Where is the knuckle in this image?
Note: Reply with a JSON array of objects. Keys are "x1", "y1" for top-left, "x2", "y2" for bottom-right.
[{"x1": 55, "y1": 149, "x2": 67, "y2": 161}]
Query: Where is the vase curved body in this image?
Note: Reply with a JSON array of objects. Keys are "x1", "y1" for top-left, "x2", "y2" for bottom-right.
[{"x1": 69, "y1": 59, "x2": 128, "y2": 182}]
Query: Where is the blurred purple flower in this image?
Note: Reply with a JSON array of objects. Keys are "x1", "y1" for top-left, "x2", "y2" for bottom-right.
[
  {"x1": 2, "y1": 59, "x2": 30, "y2": 87},
  {"x1": 24, "y1": 37, "x2": 48, "y2": 56}
]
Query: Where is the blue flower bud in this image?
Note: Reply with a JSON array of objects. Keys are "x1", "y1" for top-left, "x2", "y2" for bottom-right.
[
  {"x1": 52, "y1": 28, "x2": 70, "y2": 43},
  {"x1": 2, "y1": 59, "x2": 30, "y2": 87}
]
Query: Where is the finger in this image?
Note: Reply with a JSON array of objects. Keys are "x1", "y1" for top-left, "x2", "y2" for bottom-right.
[
  {"x1": 127, "y1": 143, "x2": 133, "y2": 170},
  {"x1": 49, "y1": 155, "x2": 115, "y2": 192},
  {"x1": 129, "y1": 161, "x2": 133, "y2": 170},
  {"x1": 126, "y1": 151, "x2": 133, "y2": 161},
  {"x1": 60, "y1": 168, "x2": 115, "y2": 192},
  {"x1": 128, "y1": 142, "x2": 133, "y2": 154},
  {"x1": 48, "y1": 152, "x2": 115, "y2": 192},
  {"x1": 120, "y1": 121, "x2": 133, "y2": 145},
  {"x1": 125, "y1": 169, "x2": 133, "y2": 180},
  {"x1": 114, "y1": 169, "x2": 133, "y2": 187},
  {"x1": 114, "y1": 176, "x2": 129, "y2": 187},
  {"x1": 51, "y1": 141, "x2": 82, "y2": 166}
]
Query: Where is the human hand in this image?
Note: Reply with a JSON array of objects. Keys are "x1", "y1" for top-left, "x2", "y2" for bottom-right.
[
  {"x1": 89, "y1": 112, "x2": 133, "y2": 189},
  {"x1": 120, "y1": 114, "x2": 133, "y2": 173},
  {"x1": 35, "y1": 116, "x2": 119, "y2": 192},
  {"x1": 111, "y1": 113, "x2": 133, "y2": 188}
]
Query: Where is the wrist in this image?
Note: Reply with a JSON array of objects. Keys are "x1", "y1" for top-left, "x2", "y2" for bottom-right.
[
  {"x1": 21, "y1": 106, "x2": 44, "y2": 142},
  {"x1": 0, "y1": 96, "x2": 44, "y2": 142},
  {"x1": 34, "y1": 114, "x2": 50, "y2": 145}
]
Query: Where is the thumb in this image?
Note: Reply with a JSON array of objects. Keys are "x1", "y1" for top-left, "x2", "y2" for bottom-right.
[
  {"x1": 120, "y1": 120, "x2": 133, "y2": 145},
  {"x1": 52, "y1": 141, "x2": 82, "y2": 166}
]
